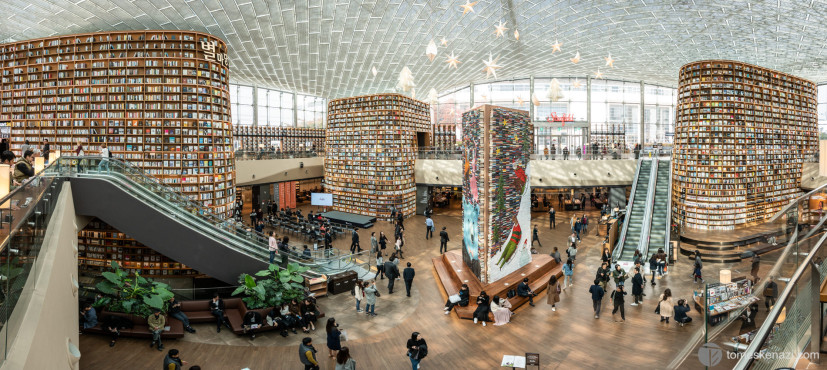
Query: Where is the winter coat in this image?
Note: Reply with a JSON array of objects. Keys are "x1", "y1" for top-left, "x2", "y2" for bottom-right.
[
  {"x1": 659, "y1": 295, "x2": 674, "y2": 317},
  {"x1": 547, "y1": 282, "x2": 561, "y2": 304}
]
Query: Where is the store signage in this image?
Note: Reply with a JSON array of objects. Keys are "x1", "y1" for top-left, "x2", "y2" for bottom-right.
[
  {"x1": 545, "y1": 113, "x2": 574, "y2": 122},
  {"x1": 200, "y1": 40, "x2": 229, "y2": 66}
]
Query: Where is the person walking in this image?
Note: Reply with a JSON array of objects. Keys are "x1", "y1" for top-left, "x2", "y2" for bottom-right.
[
  {"x1": 546, "y1": 274, "x2": 561, "y2": 312},
  {"x1": 403, "y1": 262, "x2": 416, "y2": 297},
  {"x1": 543, "y1": 146, "x2": 549, "y2": 160},
  {"x1": 350, "y1": 228, "x2": 361, "y2": 254},
  {"x1": 325, "y1": 318, "x2": 342, "y2": 358},
  {"x1": 163, "y1": 349, "x2": 189, "y2": 370},
  {"x1": 269, "y1": 231, "x2": 278, "y2": 264},
  {"x1": 353, "y1": 281, "x2": 364, "y2": 313},
  {"x1": 384, "y1": 259, "x2": 399, "y2": 294},
  {"x1": 41, "y1": 139, "x2": 50, "y2": 163},
  {"x1": 601, "y1": 248, "x2": 612, "y2": 267},
  {"x1": 425, "y1": 216, "x2": 434, "y2": 240},
  {"x1": 379, "y1": 231, "x2": 388, "y2": 256},
  {"x1": 566, "y1": 243, "x2": 577, "y2": 261},
  {"x1": 589, "y1": 279, "x2": 605, "y2": 319},
  {"x1": 335, "y1": 347, "x2": 356, "y2": 370},
  {"x1": 563, "y1": 146, "x2": 569, "y2": 160},
  {"x1": 558, "y1": 193, "x2": 564, "y2": 208},
  {"x1": 532, "y1": 225, "x2": 542, "y2": 247},
  {"x1": 658, "y1": 289, "x2": 674, "y2": 323},
  {"x1": 611, "y1": 285, "x2": 627, "y2": 322},
  {"x1": 375, "y1": 254, "x2": 385, "y2": 280},
  {"x1": 582, "y1": 214, "x2": 589, "y2": 232},
  {"x1": 562, "y1": 259, "x2": 574, "y2": 289},
  {"x1": 395, "y1": 234, "x2": 406, "y2": 259},
  {"x1": 299, "y1": 337, "x2": 320, "y2": 370},
  {"x1": 764, "y1": 276, "x2": 778, "y2": 311},
  {"x1": 439, "y1": 227, "x2": 449, "y2": 254},
  {"x1": 364, "y1": 280, "x2": 378, "y2": 316},
  {"x1": 631, "y1": 267, "x2": 644, "y2": 306},
  {"x1": 693, "y1": 258, "x2": 704, "y2": 283},
  {"x1": 751, "y1": 254, "x2": 760, "y2": 282},
  {"x1": 406, "y1": 332, "x2": 428, "y2": 370},
  {"x1": 98, "y1": 143, "x2": 110, "y2": 172},
  {"x1": 657, "y1": 248, "x2": 668, "y2": 276},
  {"x1": 548, "y1": 206, "x2": 556, "y2": 229},
  {"x1": 649, "y1": 253, "x2": 658, "y2": 286},
  {"x1": 574, "y1": 218, "x2": 582, "y2": 241}
]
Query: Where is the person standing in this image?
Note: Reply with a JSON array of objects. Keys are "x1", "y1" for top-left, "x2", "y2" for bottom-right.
[
  {"x1": 325, "y1": 318, "x2": 342, "y2": 359},
  {"x1": 395, "y1": 233, "x2": 406, "y2": 259},
  {"x1": 562, "y1": 259, "x2": 574, "y2": 289},
  {"x1": 350, "y1": 228, "x2": 361, "y2": 254},
  {"x1": 589, "y1": 279, "x2": 605, "y2": 319},
  {"x1": 532, "y1": 225, "x2": 542, "y2": 247},
  {"x1": 558, "y1": 193, "x2": 564, "y2": 208},
  {"x1": 439, "y1": 227, "x2": 449, "y2": 254},
  {"x1": 375, "y1": 254, "x2": 385, "y2": 280},
  {"x1": 764, "y1": 276, "x2": 778, "y2": 311},
  {"x1": 546, "y1": 274, "x2": 561, "y2": 312},
  {"x1": 543, "y1": 146, "x2": 549, "y2": 160},
  {"x1": 163, "y1": 349, "x2": 189, "y2": 370},
  {"x1": 403, "y1": 262, "x2": 416, "y2": 297},
  {"x1": 596, "y1": 262, "x2": 611, "y2": 293},
  {"x1": 370, "y1": 232, "x2": 379, "y2": 254},
  {"x1": 517, "y1": 278, "x2": 537, "y2": 306},
  {"x1": 425, "y1": 216, "x2": 434, "y2": 240},
  {"x1": 353, "y1": 281, "x2": 364, "y2": 313},
  {"x1": 379, "y1": 231, "x2": 388, "y2": 256},
  {"x1": 548, "y1": 206, "x2": 556, "y2": 229},
  {"x1": 659, "y1": 289, "x2": 674, "y2": 323},
  {"x1": 601, "y1": 248, "x2": 612, "y2": 267},
  {"x1": 406, "y1": 332, "x2": 428, "y2": 370},
  {"x1": 299, "y1": 337, "x2": 320, "y2": 370},
  {"x1": 612, "y1": 264, "x2": 628, "y2": 287},
  {"x1": 42, "y1": 138, "x2": 50, "y2": 163},
  {"x1": 364, "y1": 280, "x2": 378, "y2": 316},
  {"x1": 631, "y1": 267, "x2": 644, "y2": 306},
  {"x1": 269, "y1": 231, "x2": 278, "y2": 264},
  {"x1": 384, "y1": 259, "x2": 399, "y2": 294},
  {"x1": 98, "y1": 143, "x2": 110, "y2": 172},
  {"x1": 335, "y1": 347, "x2": 356, "y2": 370},
  {"x1": 563, "y1": 146, "x2": 569, "y2": 160},
  {"x1": 649, "y1": 253, "x2": 658, "y2": 286},
  {"x1": 611, "y1": 285, "x2": 627, "y2": 322},
  {"x1": 574, "y1": 218, "x2": 582, "y2": 241},
  {"x1": 148, "y1": 309, "x2": 166, "y2": 351},
  {"x1": 168, "y1": 297, "x2": 196, "y2": 333},
  {"x1": 751, "y1": 254, "x2": 760, "y2": 282}
]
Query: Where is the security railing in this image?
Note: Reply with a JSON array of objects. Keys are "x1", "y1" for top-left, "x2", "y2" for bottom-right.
[{"x1": 234, "y1": 149, "x2": 324, "y2": 160}]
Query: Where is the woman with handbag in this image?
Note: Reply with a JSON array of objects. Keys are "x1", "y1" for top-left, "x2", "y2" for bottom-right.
[
  {"x1": 546, "y1": 274, "x2": 561, "y2": 312},
  {"x1": 406, "y1": 332, "x2": 428, "y2": 370},
  {"x1": 491, "y1": 295, "x2": 513, "y2": 325},
  {"x1": 658, "y1": 288, "x2": 674, "y2": 323}
]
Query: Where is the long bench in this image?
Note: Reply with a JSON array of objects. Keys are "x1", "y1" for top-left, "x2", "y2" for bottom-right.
[{"x1": 82, "y1": 310, "x2": 185, "y2": 339}]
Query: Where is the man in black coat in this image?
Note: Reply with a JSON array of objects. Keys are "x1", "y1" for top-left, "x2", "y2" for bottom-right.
[
  {"x1": 209, "y1": 293, "x2": 231, "y2": 332},
  {"x1": 403, "y1": 262, "x2": 416, "y2": 297},
  {"x1": 384, "y1": 260, "x2": 399, "y2": 294},
  {"x1": 548, "y1": 206, "x2": 556, "y2": 229},
  {"x1": 350, "y1": 228, "x2": 361, "y2": 254},
  {"x1": 517, "y1": 278, "x2": 536, "y2": 307},
  {"x1": 439, "y1": 227, "x2": 449, "y2": 254}
]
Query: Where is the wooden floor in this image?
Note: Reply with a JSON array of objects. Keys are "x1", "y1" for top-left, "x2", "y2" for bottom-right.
[{"x1": 78, "y1": 204, "x2": 808, "y2": 370}]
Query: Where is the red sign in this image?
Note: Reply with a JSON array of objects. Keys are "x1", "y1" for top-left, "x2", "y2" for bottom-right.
[{"x1": 546, "y1": 113, "x2": 574, "y2": 122}]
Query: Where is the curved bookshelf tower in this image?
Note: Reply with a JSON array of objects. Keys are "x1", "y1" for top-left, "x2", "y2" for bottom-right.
[
  {"x1": 0, "y1": 30, "x2": 234, "y2": 216},
  {"x1": 673, "y1": 60, "x2": 818, "y2": 231},
  {"x1": 0, "y1": 31, "x2": 234, "y2": 278}
]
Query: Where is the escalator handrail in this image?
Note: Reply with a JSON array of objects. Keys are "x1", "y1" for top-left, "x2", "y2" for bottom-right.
[
  {"x1": 635, "y1": 159, "x2": 658, "y2": 259},
  {"x1": 662, "y1": 160, "x2": 673, "y2": 261},
  {"x1": 614, "y1": 159, "x2": 644, "y2": 261}
]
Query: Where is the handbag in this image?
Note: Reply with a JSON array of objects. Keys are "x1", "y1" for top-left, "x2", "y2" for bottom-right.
[
  {"x1": 449, "y1": 294, "x2": 461, "y2": 303},
  {"x1": 375, "y1": 290, "x2": 381, "y2": 297},
  {"x1": 654, "y1": 304, "x2": 661, "y2": 315},
  {"x1": 340, "y1": 329, "x2": 348, "y2": 341}
]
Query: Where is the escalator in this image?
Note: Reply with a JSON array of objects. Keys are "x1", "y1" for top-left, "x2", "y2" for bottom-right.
[
  {"x1": 646, "y1": 159, "x2": 671, "y2": 259},
  {"x1": 46, "y1": 157, "x2": 372, "y2": 284},
  {"x1": 615, "y1": 159, "x2": 656, "y2": 261}
]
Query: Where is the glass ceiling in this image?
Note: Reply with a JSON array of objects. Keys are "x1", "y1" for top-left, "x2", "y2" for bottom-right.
[{"x1": 1, "y1": 0, "x2": 825, "y2": 98}]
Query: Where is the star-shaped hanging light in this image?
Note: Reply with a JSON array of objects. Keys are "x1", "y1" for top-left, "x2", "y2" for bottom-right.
[
  {"x1": 550, "y1": 40, "x2": 563, "y2": 53},
  {"x1": 514, "y1": 29, "x2": 520, "y2": 41},
  {"x1": 570, "y1": 51, "x2": 581, "y2": 64},
  {"x1": 441, "y1": 37, "x2": 448, "y2": 46},
  {"x1": 604, "y1": 53, "x2": 615, "y2": 68},
  {"x1": 516, "y1": 96, "x2": 525, "y2": 106},
  {"x1": 572, "y1": 78, "x2": 582, "y2": 89},
  {"x1": 482, "y1": 54, "x2": 501, "y2": 78},
  {"x1": 494, "y1": 21, "x2": 509, "y2": 38},
  {"x1": 426, "y1": 40, "x2": 438, "y2": 61},
  {"x1": 594, "y1": 68, "x2": 604, "y2": 79},
  {"x1": 445, "y1": 52, "x2": 461, "y2": 69},
  {"x1": 460, "y1": 0, "x2": 478, "y2": 15}
]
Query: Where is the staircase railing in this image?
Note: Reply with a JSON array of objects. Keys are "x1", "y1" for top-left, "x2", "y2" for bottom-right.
[
  {"x1": 613, "y1": 159, "x2": 643, "y2": 261},
  {"x1": 636, "y1": 158, "x2": 658, "y2": 259}
]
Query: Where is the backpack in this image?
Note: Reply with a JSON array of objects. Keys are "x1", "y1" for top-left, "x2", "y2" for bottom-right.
[
  {"x1": 506, "y1": 288, "x2": 517, "y2": 298},
  {"x1": 415, "y1": 344, "x2": 428, "y2": 359}
]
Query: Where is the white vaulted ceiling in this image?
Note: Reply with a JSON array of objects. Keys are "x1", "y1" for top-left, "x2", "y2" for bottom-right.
[{"x1": 2, "y1": 0, "x2": 827, "y2": 98}]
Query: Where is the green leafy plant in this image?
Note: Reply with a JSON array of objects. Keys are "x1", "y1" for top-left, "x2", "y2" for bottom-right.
[
  {"x1": 94, "y1": 261, "x2": 174, "y2": 317},
  {"x1": 232, "y1": 262, "x2": 310, "y2": 309}
]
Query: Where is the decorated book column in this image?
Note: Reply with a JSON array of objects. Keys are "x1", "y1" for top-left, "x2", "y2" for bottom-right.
[{"x1": 462, "y1": 105, "x2": 532, "y2": 284}]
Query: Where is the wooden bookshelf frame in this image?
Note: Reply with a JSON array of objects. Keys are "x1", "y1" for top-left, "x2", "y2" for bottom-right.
[
  {"x1": 324, "y1": 93, "x2": 430, "y2": 221},
  {"x1": 672, "y1": 60, "x2": 818, "y2": 231},
  {"x1": 234, "y1": 126, "x2": 325, "y2": 152}
]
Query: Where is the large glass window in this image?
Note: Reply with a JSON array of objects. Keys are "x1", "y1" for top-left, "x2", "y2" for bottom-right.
[
  {"x1": 644, "y1": 84, "x2": 677, "y2": 144},
  {"x1": 230, "y1": 84, "x2": 254, "y2": 126},
  {"x1": 297, "y1": 94, "x2": 326, "y2": 128},
  {"x1": 257, "y1": 88, "x2": 294, "y2": 127},
  {"x1": 591, "y1": 79, "x2": 641, "y2": 149},
  {"x1": 818, "y1": 85, "x2": 827, "y2": 139},
  {"x1": 228, "y1": 83, "x2": 324, "y2": 127}
]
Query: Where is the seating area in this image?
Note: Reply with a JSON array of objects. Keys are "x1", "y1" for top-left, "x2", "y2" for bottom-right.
[
  {"x1": 82, "y1": 311, "x2": 185, "y2": 339},
  {"x1": 432, "y1": 250, "x2": 562, "y2": 320}
]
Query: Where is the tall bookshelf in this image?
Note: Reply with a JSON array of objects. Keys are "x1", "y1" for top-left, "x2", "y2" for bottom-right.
[
  {"x1": 325, "y1": 94, "x2": 430, "y2": 221},
  {"x1": 434, "y1": 123, "x2": 459, "y2": 150},
  {"x1": 672, "y1": 60, "x2": 818, "y2": 230},
  {"x1": 0, "y1": 31, "x2": 235, "y2": 278},
  {"x1": 234, "y1": 126, "x2": 325, "y2": 152},
  {"x1": 0, "y1": 30, "x2": 235, "y2": 216}
]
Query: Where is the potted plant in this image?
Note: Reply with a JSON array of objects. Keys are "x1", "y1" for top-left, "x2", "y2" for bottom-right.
[
  {"x1": 93, "y1": 261, "x2": 174, "y2": 317},
  {"x1": 232, "y1": 262, "x2": 310, "y2": 309}
]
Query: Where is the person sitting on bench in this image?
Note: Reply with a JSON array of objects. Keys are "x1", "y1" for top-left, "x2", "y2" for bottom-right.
[
  {"x1": 242, "y1": 310, "x2": 263, "y2": 340},
  {"x1": 443, "y1": 284, "x2": 470, "y2": 314},
  {"x1": 517, "y1": 278, "x2": 537, "y2": 307}
]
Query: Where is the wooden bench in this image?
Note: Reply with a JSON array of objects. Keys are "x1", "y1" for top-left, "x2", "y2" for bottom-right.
[
  {"x1": 233, "y1": 303, "x2": 325, "y2": 335},
  {"x1": 179, "y1": 298, "x2": 245, "y2": 331},
  {"x1": 82, "y1": 310, "x2": 184, "y2": 339}
]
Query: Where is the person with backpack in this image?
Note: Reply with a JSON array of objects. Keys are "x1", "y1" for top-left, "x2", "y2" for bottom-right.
[{"x1": 406, "y1": 332, "x2": 428, "y2": 370}]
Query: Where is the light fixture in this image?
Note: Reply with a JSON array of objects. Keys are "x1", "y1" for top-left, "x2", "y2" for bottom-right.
[{"x1": 720, "y1": 269, "x2": 732, "y2": 284}]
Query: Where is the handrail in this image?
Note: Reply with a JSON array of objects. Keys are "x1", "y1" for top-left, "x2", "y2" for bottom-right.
[
  {"x1": 662, "y1": 159, "x2": 673, "y2": 261},
  {"x1": 636, "y1": 158, "x2": 658, "y2": 258},
  {"x1": 614, "y1": 158, "x2": 644, "y2": 261},
  {"x1": 769, "y1": 180, "x2": 827, "y2": 223},
  {"x1": 733, "y1": 229, "x2": 827, "y2": 369}
]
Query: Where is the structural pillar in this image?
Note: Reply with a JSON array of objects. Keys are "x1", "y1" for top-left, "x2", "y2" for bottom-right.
[
  {"x1": 252, "y1": 84, "x2": 259, "y2": 127},
  {"x1": 586, "y1": 75, "x2": 592, "y2": 146},
  {"x1": 640, "y1": 80, "x2": 645, "y2": 147},
  {"x1": 293, "y1": 92, "x2": 299, "y2": 127},
  {"x1": 529, "y1": 76, "x2": 535, "y2": 123}
]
